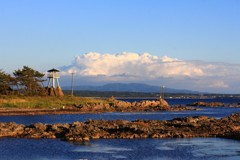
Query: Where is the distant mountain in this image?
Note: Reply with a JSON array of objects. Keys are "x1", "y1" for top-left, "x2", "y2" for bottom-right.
[{"x1": 62, "y1": 83, "x2": 200, "y2": 94}]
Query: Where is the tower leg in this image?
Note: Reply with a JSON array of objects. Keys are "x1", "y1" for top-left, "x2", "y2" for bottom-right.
[
  {"x1": 52, "y1": 78, "x2": 55, "y2": 88},
  {"x1": 47, "y1": 78, "x2": 51, "y2": 88},
  {"x1": 46, "y1": 77, "x2": 64, "y2": 96},
  {"x1": 56, "y1": 79, "x2": 60, "y2": 88}
]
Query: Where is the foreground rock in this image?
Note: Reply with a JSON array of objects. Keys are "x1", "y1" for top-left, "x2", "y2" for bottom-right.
[
  {"x1": 187, "y1": 101, "x2": 240, "y2": 108},
  {"x1": 1, "y1": 113, "x2": 240, "y2": 141}
]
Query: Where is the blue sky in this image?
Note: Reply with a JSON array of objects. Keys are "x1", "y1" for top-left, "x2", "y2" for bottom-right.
[{"x1": 0, "y1": 0, "x2": 240, "y2": 93}]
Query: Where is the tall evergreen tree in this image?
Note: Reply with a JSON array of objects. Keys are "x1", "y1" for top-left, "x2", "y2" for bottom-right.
[
  {"x1": 0, "y1": 69, "x2": 15, "y2": 95},
  {"x1": 13, "y1": 66, "x2": 46, "y2": 95}
]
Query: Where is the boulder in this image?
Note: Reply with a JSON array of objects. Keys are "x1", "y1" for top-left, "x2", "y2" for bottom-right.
[{"x1": 0, "y1": 122, "x2": 25, "y2": 137}]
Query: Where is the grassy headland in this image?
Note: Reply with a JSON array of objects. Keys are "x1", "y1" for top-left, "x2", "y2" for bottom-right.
[
  {"x1": 0, "y1": 95, "x2": 108, "y2": 109},
  {"x1": 0, "y1": 94, "x2": 199, "y2": 116}
]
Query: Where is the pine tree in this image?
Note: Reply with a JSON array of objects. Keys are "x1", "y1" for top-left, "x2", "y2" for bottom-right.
[
  {"x1": 0, "y1": 69, "x2": 15, "y2": 95},
  {"x1": 13, "y1": 66, "x2": 46, "y2": 96}
]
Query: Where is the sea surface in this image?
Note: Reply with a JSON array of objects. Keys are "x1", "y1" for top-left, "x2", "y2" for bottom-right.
[{"x1": 0, "y1": 98, "x2": 240, "y2": 160}]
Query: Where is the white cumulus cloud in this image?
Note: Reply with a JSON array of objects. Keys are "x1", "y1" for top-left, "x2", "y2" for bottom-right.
[
  {"x1": 60, "y1": 52, "x2": 240, "y2": 93},
  {"x1": 62, "y1": 52, "x2": 205, "y2": 78}
]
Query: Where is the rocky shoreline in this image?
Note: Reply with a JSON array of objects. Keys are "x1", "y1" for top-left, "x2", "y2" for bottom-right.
[
  {"x1": 187, "y1": 101, "x2": 240, "y2": 108},
  {"x1": 0, "y1": 113, "x2": 240, "y2": 142},
  {"x1": 0, "y1": 98, "x2": 197, "y2": 116},
  {"x1": 73, "y1": 98, "x2": 197, "y2": 112}
]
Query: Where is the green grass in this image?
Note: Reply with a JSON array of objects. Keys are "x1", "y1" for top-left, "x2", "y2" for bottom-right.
[{"x1": 0, "y1": 95, "x2": 109, "y2": 109}]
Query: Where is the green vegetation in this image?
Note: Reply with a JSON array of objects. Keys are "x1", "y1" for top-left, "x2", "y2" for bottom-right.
[
  {"x1": 0, "y1": 66, "x2": 109, "y2": 109},
  {"x1": 0, "y1": 70, "x2": 15, "y2": 95},
  {"x1": 13, "y1": 66, "x2": 46, "y2": 96},
  {"x1": 0, "y1": 66, "x2": 46, "y2": 96},
  {"x1": 0, "y1": 95, "x2": 108, "y2": 109}
]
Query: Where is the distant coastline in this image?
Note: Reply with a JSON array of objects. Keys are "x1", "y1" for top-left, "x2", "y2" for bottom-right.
[{"x1": 63, "y1": 90, "x2": 240, "y2": 99}]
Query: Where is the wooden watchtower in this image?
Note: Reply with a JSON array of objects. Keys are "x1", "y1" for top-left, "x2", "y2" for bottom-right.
[{"x1": 46, "y1": 68, "x2": 64, "y2": 96}]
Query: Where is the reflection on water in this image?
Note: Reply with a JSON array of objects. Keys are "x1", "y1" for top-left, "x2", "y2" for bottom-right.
[
  {"x1": 73, "y1": 138, "x2": 240, "y2": 160},
  {"x1": 156, "y1": 138, "x2": 240, "y2": 159},
  {"x1": 0, "y1": 138, "x2": 239, "y2": 160},
  {"x1": 191, "y1": 139, "x2": 240, "y2": 158},
  {"x1": 73, "y1": 144, "x2": 132, "y2": 153}
]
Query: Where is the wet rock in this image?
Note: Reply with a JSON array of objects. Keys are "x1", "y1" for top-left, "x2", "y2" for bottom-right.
[
  {"x1": 188, "y1": 102, "x2": 224, "y2": 107},
  {"x1": 0, "y1": 122, "x2": 25, "y2": 137},
  {"x1": 1, "y1": 113, "x2": 240, "y2": 141},
  {"x1": 34, "y1": 122, "x2": 47, "y2": 131}
]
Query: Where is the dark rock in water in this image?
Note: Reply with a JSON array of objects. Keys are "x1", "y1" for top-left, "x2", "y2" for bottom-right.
[
  {"x1": 187, "y1": 101, "x2": 240, "y2": 108},
  {"x1": 0, "y1": 122, "x2": 25, "y2": 137},
  {"x1": 33, "y1": 122, "x2": 47, "y2": 131},
  {"x1": 1, "y1": 113, "x2": 240, "y2": 142},
  {"x1": 188, "y1": 102, "x2": 225, "y2": 107}
]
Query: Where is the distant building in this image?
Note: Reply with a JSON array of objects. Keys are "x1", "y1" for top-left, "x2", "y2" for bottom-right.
[{"x1": 46, "y1": 68, "x2": 64, "y2": 96}]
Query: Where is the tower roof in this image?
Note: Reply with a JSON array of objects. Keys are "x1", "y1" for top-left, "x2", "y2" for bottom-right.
[{"x1": 48, "y1": 68, "x2": 60, "y2": 72}]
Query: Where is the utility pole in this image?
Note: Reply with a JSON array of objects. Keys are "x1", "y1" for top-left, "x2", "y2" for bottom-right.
[
  {"x1": 160, "y1": 86, "x2": 162, "y2": 100},
  {"x1": 71, "y1": 72, "x2": 74, "y2": 96},
  {"x1": 162, "y1": 86, "x2": 164, "y2": 99},
  {"x1": 160, "y1": 85, "x2": 165, "y2": 99}
]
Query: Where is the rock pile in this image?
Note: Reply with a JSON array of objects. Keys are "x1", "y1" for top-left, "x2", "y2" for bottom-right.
[
  {"x1": 187, "y1": 101, "x2": 240, "y2": 108},
  {"x1": 188, "y1": 102, "x2": 225, "y2": 107},
  {"x1": 1, "y1": 113, "x2": 240, "y2": 142},
  {"x1": 74, "y1": 98, "x2": 195, "y2": 113}
]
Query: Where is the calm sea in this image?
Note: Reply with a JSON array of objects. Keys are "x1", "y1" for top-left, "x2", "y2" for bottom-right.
[{"x1": 0, "y1": 98, "x2": 240, "y2": 160}]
